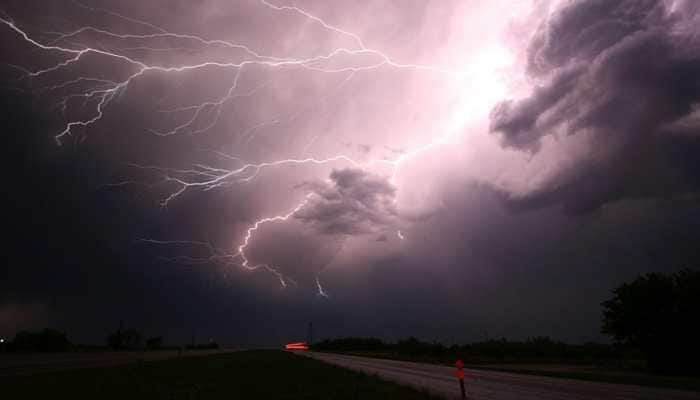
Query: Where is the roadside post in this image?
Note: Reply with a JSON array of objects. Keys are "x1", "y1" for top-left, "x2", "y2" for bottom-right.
[{"x1": 455, "y1": 359, "x2": 466, "y2": 399}]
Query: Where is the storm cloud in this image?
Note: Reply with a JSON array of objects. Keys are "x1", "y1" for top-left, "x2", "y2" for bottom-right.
[
  {"x1": 2, "y1": 0, "x2": 699, "y2": 348},
  {"x1": 296, "y1": 168, "x2": 399, "y2": 236},
  {"x1": 490, "y1": 0, "x2": 700, "y2": 212}
]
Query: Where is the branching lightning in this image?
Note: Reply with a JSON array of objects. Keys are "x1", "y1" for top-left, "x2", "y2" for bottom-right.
[{"x1": 1, "y1": 0, "x2": 483, "y2": 297}]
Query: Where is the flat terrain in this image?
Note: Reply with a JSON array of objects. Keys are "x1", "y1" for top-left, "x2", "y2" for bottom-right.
[
  {"x1": 2, "y1": 350, "x2": 440, "y2": 399},
  {"x1": 330, "y1": 351, "x2": 700, "y2": 391},
  {"x1": 469, "y1": 363, "x2": 700, "y2": 392},
  {"x1": 304, "y1": 352, "x2": 700, "y2": 400},
  {"x1": 0, "y1": 349, "x2": 231, "y2": 377}
]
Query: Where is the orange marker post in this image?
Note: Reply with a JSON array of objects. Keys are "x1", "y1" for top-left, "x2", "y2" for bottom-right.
[{"x1": 455, "y1": 359, "x2": 466, "y2": 399}]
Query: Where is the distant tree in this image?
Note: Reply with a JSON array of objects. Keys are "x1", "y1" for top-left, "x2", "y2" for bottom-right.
[
  {"x1": 312, "y1": 335, "x2": 624, "y2": 364},
  {"x1": 602, "y1": 269, "x2": 700, "y2": 375},
  {"x1": 11, "y1": 329, "x2": 71, "y2": 352},
  {"x1": 107, "y1": 328, "x2": 142, "y2": 350},
  {"x1": 397, "y1": 337, "x2": 431, "y2": 356},
  {"x1": 146, "y1": 336, "x2": 163, "y2": 350},
  {"x1": 313, "y1": 337, "x2": 387, "y2": 352},
  {"x1": 107, "y1": 330, "x2": 122, "y2": 349},
  {"x1": 204, "y1": 339, "x2": 219, "y2": 349},
  {"x1": 187, "y1": 340, "x2": 219, "y2": 350},
  {"x1": 122, "y1": 329, "x2": 142, "y2": 349}
]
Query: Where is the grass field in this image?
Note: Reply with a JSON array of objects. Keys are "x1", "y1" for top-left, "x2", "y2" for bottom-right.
[
  {"x1": 3, "y1": 350, "x2": 442, "y2": 399},
  {"x1": 325, "y1": 351, "x2": 700, "y2": 392},
  {"x1": 467, "y1": 364, "x2": 700, "y2": 392}
]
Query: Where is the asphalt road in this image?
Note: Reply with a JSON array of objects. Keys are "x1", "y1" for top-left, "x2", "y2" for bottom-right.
[
  {"x1": 302, "y1": 352, "x2": 700, "y2": 400},
  {"x1": 0, "y1": 349, "x2": 234, "y2": 378}
]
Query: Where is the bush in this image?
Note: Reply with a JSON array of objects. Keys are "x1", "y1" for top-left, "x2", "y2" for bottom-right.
[
  {"x1": 146, "y1": 336, "x2": 163, "y2": 350},
  {"x1": 602, "y1": 269, "x2": 700, "y2": 375},
  {"x1": 10, "y1": 329, "x2": 71, "y2": 352},
  {"x1": 107, "y1": 329, "x2": 142, "y2": 350}
]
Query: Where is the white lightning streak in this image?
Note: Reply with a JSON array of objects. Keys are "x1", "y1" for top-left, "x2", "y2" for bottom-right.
[
  {"x1": 71, "y1": 0, "x2": 168, "y2": 34},
  {"x1": 1, "y1": 1, "x2": 469, "y2": 291},
  {"x1": 315, "y1": 276, "x2": 329, "y2": 298},
  {"x1": 1, "y1": 13, "x2": 458, "y2": 148},
  {"x1": 260, "y1": 0, "x2": 366, "y2": 49},
  {"x1": 259, "y1": 0, "x2": 459, "y2": 77}
]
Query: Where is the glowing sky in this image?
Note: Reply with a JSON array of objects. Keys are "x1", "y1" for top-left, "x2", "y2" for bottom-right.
[{"x1": 2, "y1": 0, "x2": 700, "y2": 346}]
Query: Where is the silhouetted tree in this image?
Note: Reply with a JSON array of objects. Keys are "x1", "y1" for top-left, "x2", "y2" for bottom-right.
[
  {"x1": 10, "y1": 329, "x2": 71, "y2": 352},
  {"x1": 107, "y1": 328, "x2": 142, "y2": 350},
  {"x1": 313, "y1": 337, "x2": 387, "y2": 352},
  {"x1": 397, "y1": 337, "x2": 432, "y2": 356},
  {"x1": 186, "y1": 339, "x2": 219, "y2": 350},
  {"x1": 602, "y1": 269, "x2": 700, "y2": 375},
  {"x1": 146, "y1": 336, "x2": 163, "y2": 350}
]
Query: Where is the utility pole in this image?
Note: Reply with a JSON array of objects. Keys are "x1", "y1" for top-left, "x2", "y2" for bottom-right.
[
  {"x1": 117, "y1": 320, "x2": 123, "y2": 349},
  {"x1": 307, "y1": 322, "x2": 313, "y2": 345}
]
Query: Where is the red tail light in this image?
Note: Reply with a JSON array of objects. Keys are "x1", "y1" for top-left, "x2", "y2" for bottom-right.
[{"x1": 285, "y1": 342, "x2": 309, "y2": 350}]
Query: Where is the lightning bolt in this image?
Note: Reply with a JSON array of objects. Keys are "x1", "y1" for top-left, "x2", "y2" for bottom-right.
[
  {"x1": 315, "y1": 276, "x2": 329, "y2": 298},
  {"x1": 1, "y1": 0, "x2": 470, "y2": 297}
]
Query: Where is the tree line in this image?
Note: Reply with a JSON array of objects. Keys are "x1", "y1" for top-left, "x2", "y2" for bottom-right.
[
  {"x1": 2, "y1": 328, "x2": 219, "y2": 352},
  {"x1": 314, "y1": 269, "x2": 699, "y2": 376},
  {"x1": 313, "y1": 336, "x2": 629, "y2": 364},
  {"x1": 3, "y1": 269, "x2": 696, "y2": 375}
]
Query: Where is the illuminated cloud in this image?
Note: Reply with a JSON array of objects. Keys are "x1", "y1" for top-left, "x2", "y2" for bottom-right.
[
  {"x1": 2, "y1": 0, "x2": 699, "y2": 345},
  {"x1": 491, "y1": 0, "x2": 700, "y2": 212},
  {"x1": 295, "y1": 168, "x2": 399, "y2": 236}
]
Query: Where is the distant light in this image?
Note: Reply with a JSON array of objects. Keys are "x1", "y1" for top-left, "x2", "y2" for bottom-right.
[
  {"x1": 0, "y1": 338, "x2": 5, "y2": 343},
  {"x1": 285, "y1": 342, "x2": 309, "y2": 351}
]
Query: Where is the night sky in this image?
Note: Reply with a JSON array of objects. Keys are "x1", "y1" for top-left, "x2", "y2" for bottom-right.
[{"x1": 2, "y1": 0, "x2": 700, "y2": 348}]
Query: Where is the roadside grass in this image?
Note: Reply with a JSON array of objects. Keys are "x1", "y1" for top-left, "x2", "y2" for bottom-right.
[
  {"x1": 321, "y1": 351, "x2": 700, "y2": 392},
  {"x1": 3, "y1": 350, "x2": 442, "y2": 399},
  {"x1": 467, "y1": 365, "x2": 700, "y2": 392}
]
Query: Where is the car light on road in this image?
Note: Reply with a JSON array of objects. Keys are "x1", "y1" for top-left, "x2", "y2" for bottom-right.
[{"x1": 285, "y1": 342, "x2": 309, "y2": 351}]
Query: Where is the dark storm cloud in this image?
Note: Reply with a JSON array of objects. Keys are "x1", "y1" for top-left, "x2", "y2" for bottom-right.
[
  {"x1": 526, "y1": 0, "x2": 665, "y2": 77},
  {"x1": 490, "y1": 0, "x2": 700, "y2": 212},
  {"x1": 3, "y1": 0, "x2": 700, "y2": 349},
  {"x1": 295, "y1": 168, "x2": 399, "y2": 235}
]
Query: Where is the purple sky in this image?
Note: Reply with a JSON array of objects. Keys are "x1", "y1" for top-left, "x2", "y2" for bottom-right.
[{"x1": 2, "y1": 0, "x2": 700, "y2": 346}]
